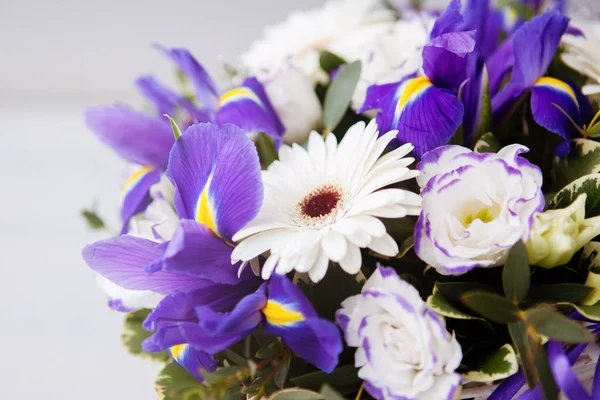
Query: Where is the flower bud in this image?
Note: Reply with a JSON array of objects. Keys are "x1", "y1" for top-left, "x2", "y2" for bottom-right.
[{"x1": 527, "y1": 194, "x2": 600, "y2": 268}]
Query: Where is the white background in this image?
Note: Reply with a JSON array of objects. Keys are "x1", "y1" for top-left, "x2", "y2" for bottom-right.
[{"x1": 0, "y1": 1, "x2": 323, "y2": 398}]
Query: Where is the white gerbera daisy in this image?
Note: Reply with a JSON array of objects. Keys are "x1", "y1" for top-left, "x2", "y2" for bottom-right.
[
  {"x1": 239, "y1": 0, "x2": 394, "y2": 83},
  {"x1": 231, "y1": 119, "x2": 421, "y2": 282}
]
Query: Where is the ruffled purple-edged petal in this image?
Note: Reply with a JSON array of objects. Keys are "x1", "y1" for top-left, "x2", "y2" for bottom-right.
[
  {"x1": 263, "y1": 274, "x2": 342, "y2": 373},
  {"x1": 82, "y1": 236, "x2": 210, "y2": 294},
  {"x1": 166, "y1": 123, "x2": 263, "y2": 241},
  {"x1": 511, "y1": 10, "x2": 569, "y2": 88},
  {"x1": 158, "y1": 220, "x2": 239, "y2": 284},
  {"x1": 423, "y1": 30, "x2": 476, "y2": 91},
  {"x1": 394, "y1": 82, "x2": 464, "y2": 158},
  {"x1": 530, "y1": 78, "x2": 581, "y2": 156},
  {"x1": 179, "y1": 284, "x2": 267, "y2": 354},
  {"x1": 120, "y1": 167, "x2": 162, "y2": 234},
  {"x1": 135, "y1": 76, "x2": 213, "y2": 126},
  {"x1": 154, "y1": 44, "x2": 219, "y2": 111},
  {"x1": 486, "y1": 37, "x2": 514, "y2": 95},
  {"x1": 142, "y1": 278, "x2": 261, "y2": 352},
  {"x1": 216, "y1": 77, "x2": 285, "y2": 145},
  {"x1": 430, "y1": 0, "x2": 463, "y2": 39},
  {"x1": 170, "y1": 344, "x2": 218, "y2": 382},
  {"x1": 84, "y1": 105, "x2": 174, "y2": 169}
]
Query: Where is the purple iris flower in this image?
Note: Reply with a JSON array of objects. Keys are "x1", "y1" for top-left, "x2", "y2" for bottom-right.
[
  {"x1": 491, "y1": 10, "x2": 583, "y2": 156},
  {"x1": 359, "y1": 0, "x2": 483, "y2": 157},
  {"x1": 84, "y1": 45, "x2": 284, "y2": 233},
  {"x1": 82, "y1": 122, "x2": 340, "y2": 378}
]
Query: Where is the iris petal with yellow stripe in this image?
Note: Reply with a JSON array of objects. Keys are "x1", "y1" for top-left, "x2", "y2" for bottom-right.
[
  {"x1": 195, "y1": 173, "x2": 218, "y2": 235},
  {"x1": 119, "y1": 166, "x2": 161, "y2": 234},
  {"x1": 262, "y1": 300, "x2": 305, "y2": 327},
  {"x1": 169, "y1": 344, "x2": 217, "y2": 381}
]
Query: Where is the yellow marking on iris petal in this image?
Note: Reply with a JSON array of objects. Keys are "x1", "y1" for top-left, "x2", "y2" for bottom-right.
[
  {"x1": 170, "y1": 344, "x2": 186, "y2": 360},
  {"x1": 534, "y1": 77, "x2": 578, "y2": 103},
  {"x1": 121, "y1": 166, "x2": 154, "y2": 194},
  {"x1": 262, "y1": 300, "x2": 305, "y2": 326},
  {"x1": 218, "y1": 87, "x2": 262, "y2": 107},
  {"x1": 195, "y1": 176, "x2": 218, "y2": 234},
  {"x1": 397, "y1": 76, "x2": 432, "y2": 110}
]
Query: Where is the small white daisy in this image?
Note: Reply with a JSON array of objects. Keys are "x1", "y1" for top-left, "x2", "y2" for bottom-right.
[{"x1": 231, "y1": 119, "x2": 421, "y2": 282}]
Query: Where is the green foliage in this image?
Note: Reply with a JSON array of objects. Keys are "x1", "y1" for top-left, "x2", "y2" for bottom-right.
[
  {"x1": 269, "y1": 388, "x2": 325, "y2": 400},
  {"x1": 165, "y1": 114, "x2": 183, "y2": 140},
  {"x1": 323, "y1": 61, "x2": 362, "y2": 134},
  {"x1": 502, "y1": 241, "x2": 530, "y2": 303},
  {"x1": 525, "y1": 284, "x2": 593, "y2": 305},
  {"x1": 508, "y1": 321, "x2": 559, "y2": 400},
  {"x1": 289, "y1": 365, "x2": 361, "y2": 396},
  {"x1": 256, "y1": 132, "x2": 279, "y2": 168},
  {"x1": 155, "y1": 363, "x2": 204, "y2": 400},
  {"x1": 474, "y1": 132, "x2": 501, "y2": 153},
  {"x1": 549, "y1": 173, "x2": 600, "y2": 217},
  {"x1": 81, "y1": 209, "x2": 105, "y2": 230},
  {"x1": 472, "y1": 65, "x2": 492, "y2": 145},
  {"x1": 461, "y1": 344, "x2": 519, "y2": 382},
  {"x1": 461, "y1": 291, "x2": 521, "y2": 324},
  {"x1": 122, "y1": 309, "x2": 169, "y2": 363},
  {"x1": 525, "y1": 305, "x2": 594, "y2": 344},
  {"x1": 319, "y1": 51, "x2": 347, "y2": 73},
  {"x1": 552, "y1": 139, "x2": 600, "y2": 190}
]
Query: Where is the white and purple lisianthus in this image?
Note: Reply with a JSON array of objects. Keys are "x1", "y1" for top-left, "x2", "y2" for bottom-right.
[
  {"x1": 336, "y1": 266, "x2": 463, "y2": 400},
  {"x1": 414, "y1": 144, "x2": 544, "y2": 275}
]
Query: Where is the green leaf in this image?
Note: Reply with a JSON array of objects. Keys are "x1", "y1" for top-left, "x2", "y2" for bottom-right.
[
  {"x1": 320, "y1": 385, "x2": 347, "y2": 400},
  {"x1": 548, "y1": 173, "x2": 600, "y2": 217},
  {"x1": 582, "y1": 241, "x2": 600, "y2": 274},
  {"x1": 461, "y1": 344, "x2": 519, "y2": 382},
  {"x1": 427, "y1": 287, "x2": 481, "y2": 320},
  {"x1": 81, "y1": 209, "x2": 105, "y2": 230},
  {"x1": 222, "y1": 349, "x2": 248, "y2": 367},
  {"x1": 472, "y1": 65, "x2": 492, "y2": 144},
  {"x1": 122, "y1": 309, "x2": 170, "y2": 362},
  {"x1": 323, "y1": 61, "x2": 362, "y2": 133},
  {"x1": 525, "y1": 284, "x2": 593, "y2": 305},
  {"x1": 256, "y1": 132, "x2": 279, "y2": 168},
  {"x1": 574, "y1": 301, "x2": 600, "y2": 320},
  {"x1": 461, "y1": 291, "x2": 522, "y2": 324},
  {"x1": 508, "y1": 319, "x2": 560, "y2": 400},
  {"x1": 436, "y1": 282, "x2": 499, "y2": 304},
  {"x1": 290, "y1": 366, "x2": 360, "y2": 396},
  {"x1": 274, "y1": 355, "x2": 291, "y2": 389},
  {"x1": 525, "y1": 305, "x2": 594, "y2": 344},
  {"x1": 164, "y1": 114, "x2": 182, "y2": 140},
  {"x1": 319, "y1": 51, "x2": 347, "y2": 73},
  {"x1": 503, "y1": 241, "x2": 530, "y2": 303},
  {"x1": 553, "y1": 139, "x2": 600, "y2": 190},
  {"x1": 268, "y1": 388, "x2": 324, "y2": 400},
  {"x1": 474, "y1": 131, "x2": 501, "y2": 153},
  {"x1": 155, "y1": 363, "x2": 203, "y2": 400}
]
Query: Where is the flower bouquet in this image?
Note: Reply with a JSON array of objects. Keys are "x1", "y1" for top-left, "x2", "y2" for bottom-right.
[{"x1": 81, "y1": 0, "x2": 600, "y2": 399}]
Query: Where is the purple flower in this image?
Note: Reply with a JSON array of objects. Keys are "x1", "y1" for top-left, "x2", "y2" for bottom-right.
[
  {"x1": 414, "y1": 144, "x2": 544, "y2": 275},
  {"x1": 336, "y1": 266, "x2": 462, "y2": 400}
]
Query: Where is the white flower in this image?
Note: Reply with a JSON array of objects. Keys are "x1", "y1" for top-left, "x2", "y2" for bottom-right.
[
  {"x1": 96, "y1": 195, "x2": 178, "y2": 311},
  {"x1": 561, "y1": 19, "x2": 600, "y2": 95},
  {"x1": 336, "y1": 266, "x2": 463, "y2": 400},
  {"x1": 415, "y1": 145, "x2": 544, "y2": 275},
  {"x1": 239, "y1": 0, "x2": 394, "y2": 83},
  {"x1": 527, "y1": 194, "x2": 600, "y2": 268},
  {"x1": 350, "y1": 12, "x2": 435, "y2": 109},
  {"x1": 231, "y1": 119, "x2": 421, "y2": 282},
  {"x1": 258, "y1": 64, "x2": 322, "y2": 144}
]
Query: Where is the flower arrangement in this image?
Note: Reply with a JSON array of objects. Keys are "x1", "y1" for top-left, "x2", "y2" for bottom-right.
[{"x1": 81, "y1": 0, "x2": 600, "y2": 399}]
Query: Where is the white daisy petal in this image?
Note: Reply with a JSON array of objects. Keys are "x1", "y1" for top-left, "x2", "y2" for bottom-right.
[
  {"x1": 231, "y1": 120, "x2": 419, "y2": 282},
  {"x1": 321, "y1": 230, "x2": 348, "y2": 262},
  {"x1": 368, "y1": 233, "x2": 399, "y2": 256}
]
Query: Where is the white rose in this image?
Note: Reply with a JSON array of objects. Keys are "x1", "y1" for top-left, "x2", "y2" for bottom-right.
[
  {"x1": 415, "y1": 145, "x2": 544, "y2": 275},
  {"x1": 259, "y1": 65, "x2": 322, "y2": 144},
  {"x1": 336, "y1": 266, "x2": 462, "y2": 400}
]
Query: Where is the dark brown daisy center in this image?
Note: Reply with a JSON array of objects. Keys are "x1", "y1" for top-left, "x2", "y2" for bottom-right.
[{"x1": 298, "y1": 184, "x2": 343, "y2": 219}]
